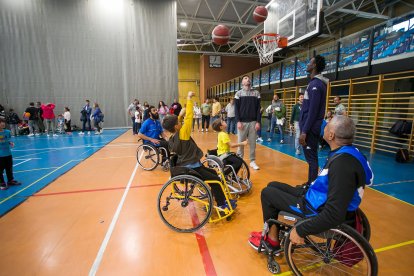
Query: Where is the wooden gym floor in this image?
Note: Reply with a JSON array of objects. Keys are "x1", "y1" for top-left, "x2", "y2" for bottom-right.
[{"x1": 0, "y1": 130, "x2": 413, "y2": 275}]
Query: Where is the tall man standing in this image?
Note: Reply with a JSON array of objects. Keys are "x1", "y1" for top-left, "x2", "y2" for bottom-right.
[
  {"x1": 299, "y1": 55, "x2": 328, "y2": 184},
  {"x1": 235, "y1": 75, "x2": 261, "y2": 170}
]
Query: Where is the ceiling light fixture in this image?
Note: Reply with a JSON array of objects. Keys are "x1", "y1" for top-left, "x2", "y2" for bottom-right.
[{"x1": 180, "y1": 21, "x2": 188, "y2": 28}]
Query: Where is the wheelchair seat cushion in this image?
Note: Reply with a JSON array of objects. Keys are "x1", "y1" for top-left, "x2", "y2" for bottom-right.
[{"x1": 170, "y1": 166, "x2": 203, "y2": 179}]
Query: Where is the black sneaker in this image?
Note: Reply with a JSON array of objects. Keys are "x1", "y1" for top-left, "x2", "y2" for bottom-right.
[
  {"x1": 8, "y1": 180, "x2": 21, "y2": 186},
  {"x1": 0, "y1": 183, "x2": 8, "y2": 190}
]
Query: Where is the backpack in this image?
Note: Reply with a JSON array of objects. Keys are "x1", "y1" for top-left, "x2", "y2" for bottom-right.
[
  {"x1": 389, "y1": 120, "x2": 412, "y2": 137},
  {"x1": 396, "y1": 148, "x2": 410, "y2": 163}
]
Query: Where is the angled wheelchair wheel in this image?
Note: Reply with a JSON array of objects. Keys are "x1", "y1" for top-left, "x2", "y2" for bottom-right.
[
  {"x1": 136, "y1": 144, "x2": 159, "y2": 171},
  {"x1": 236, "y1": 159, "x2": 251, "y2": 193},
  {"x1": 284, "y1": 223, "x2": 378, "y2": 276},
  {"x1": 157, "y1": 175, "x2": 213, "y2": 233}
]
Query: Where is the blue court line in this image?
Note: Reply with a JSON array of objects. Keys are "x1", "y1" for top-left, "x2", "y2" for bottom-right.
[{"x1": 0, "y1": 129, "x2": 128, "y2": 216}]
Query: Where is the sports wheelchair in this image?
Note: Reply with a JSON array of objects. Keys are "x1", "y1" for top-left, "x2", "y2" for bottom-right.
[
  {"x1": 157, "y1": 155, "x2": 237, "y2": 233},
  {"x1": 256, "y1": 208, "x2": 377, "y2": 275},
  {"x1": 202, "y1": 149, "x2": 252, "y2": 195},
  {"x1": 136, "y1": 139, "x2": 170, "y2": 171}
]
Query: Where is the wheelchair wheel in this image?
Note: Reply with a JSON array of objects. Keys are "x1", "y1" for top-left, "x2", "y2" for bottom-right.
[
  {"x1": 157, "y1": 175, "x2": 213, "y2": 233},
  {"x1": 357, "y1": 209, "x2": 371, "y2": 241},
  {"x1": 284, "y1": 224, "x2": 378, "y2": 276},
  {"x1": 136, "y1": 144, "x2": 159, "y2": 171},
  {"x1": 235, "y1": 159, "x2": 251, "y2": 193}
]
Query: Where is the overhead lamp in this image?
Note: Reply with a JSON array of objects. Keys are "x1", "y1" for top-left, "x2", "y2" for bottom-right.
[{"x1": 180, "y1": 21, "x2": 188, "y2": 28}]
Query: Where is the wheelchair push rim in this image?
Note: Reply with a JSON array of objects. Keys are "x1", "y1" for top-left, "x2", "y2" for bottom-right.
[
  {"x1": 136, "y1": 144, "x2": 159, "y2": 171},
  {"x1": 157, "y1": 175, "x2": 213, "y2": 233}
]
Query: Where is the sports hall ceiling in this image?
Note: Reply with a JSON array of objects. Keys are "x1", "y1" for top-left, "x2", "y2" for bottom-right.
[{"x1": 176, "y1": 0, "x2": 412, "y2": 58}]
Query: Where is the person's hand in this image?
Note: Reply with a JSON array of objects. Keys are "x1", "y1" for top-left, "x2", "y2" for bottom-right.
[
  {"x1": 290, "y1": 228, "x2": 304, "y2": 245},
  {"x1": 9, "y1": 142, "x2": 14, "y2": 148},
  {"x1": 237, "y1": 122, "x2": 243, "y2": 130},
  {"x1": 255, "y1": 122, "x2": 260, "y2": 131},
  {"x1": 151, "y1": 139, "x2": 160, "y2": 145},
  {"x1": 290, "y1": 124, "x2": 294, "y2": 129},
  {"x1": 241, "y1": 140, "x2": 248, "y2": 146},
  {"x1": 187, "y1": 91, "x2": 195, "y2": 98},
  {"x1": 299, "y1": 133, "x2": 307, "y2": 146}
]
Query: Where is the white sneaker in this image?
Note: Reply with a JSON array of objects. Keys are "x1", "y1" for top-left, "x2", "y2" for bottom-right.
[
  {"x1": 295, "y1": 149, "x2": 301, "y2": 155},
  {"x1": 201, "y1": 129, "x2": 204, "y2": 132},
  {"x1": 256, "y1": 137, "x2": 263, "y2": 142},
  {"x1": 267, "y1": 138, "x2": 272, "y2": 142},
  {"x1": 47, "y1": 134, "x2": 50, "y2": 137},
  {"x1": 95, "y1": 131, "x2": 100, "y2": 135},
  {"x1": 34, "y1": 133, "x2": 40, "y2": 136},
  {"x1": 53, "y1": 134, "x2": 58, "y2": 137},
  {"x1": 250, "y1": 161, "x2": 259, "y2": 170},
  {"x1": 87, "y1": 131, "x2": 91, "y2": 135},
  {"x1": 100, "y1": 129, "x2": 103, "y2": 134},
  {"x1": 206, "y1": 129, "x2": 208, "y2": 132},
  {"x1": 280, "y1": 140, "x2": 284, "y2": 144},
  {"x1": 79, "y1": 132, "x2": 84, "y2": 135},
  {"x1": 28, "y1": 133, "x2": 34, "y2": 137}
]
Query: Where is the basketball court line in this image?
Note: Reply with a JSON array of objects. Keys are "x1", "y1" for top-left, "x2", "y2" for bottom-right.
[
  {"x1": 372, "y1": 179, "x2": 414, "y2": 187},
  {"x1": 14, "y1": 167, "x2": 60, "y2": 173},
  {"x1": 89, "y1": 163, "x2": 139, "y2": 276},
  {"x1": 13, "y1": 159, "x2": 31, "y2": 167}
]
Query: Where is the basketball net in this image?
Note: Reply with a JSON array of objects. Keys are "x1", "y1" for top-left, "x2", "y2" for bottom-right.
[{"x1": 252, "y1": 33, "x2": 287, "y2": 64}]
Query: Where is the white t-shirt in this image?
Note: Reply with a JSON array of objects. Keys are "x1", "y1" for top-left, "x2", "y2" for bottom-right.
[
  {"x1": 63, "y1": 111, "x2": 71, "y2": 121},
  {"x1": 135, "y1": 111, "x2": 141, "y2": 123}
]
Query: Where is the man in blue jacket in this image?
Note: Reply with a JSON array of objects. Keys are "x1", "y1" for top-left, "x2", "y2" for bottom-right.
[{"x1": 299, "y1": 55, "x2": 329, "y2": 184}]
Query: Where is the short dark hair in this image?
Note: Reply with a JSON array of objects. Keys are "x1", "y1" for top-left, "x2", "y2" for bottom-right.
[
  {"x1": 149, "y1": 105, "x2": 155, "y2": 111},
  {"x1": 214, "y1": 97, "x2": 219, "y2": 102},
  {"x1": 314, "y1": 55, "x2": 326, "y2": 73},
  {"x1": 335, "y1": 96, "x2": 341, "y2": 100},
  {"x1": 9, "y1": 108, "x2": 14, "y2": 112},
  {"x1": 29, "y1": 102, "x2": 34, "y2": 106},
  {"x1": 212, "y1": 119, "x2": 223, "y2": 132},
  {"x1": 299, "y1": 93, "x2": 304, "y2": 96},
  {"x1": 86, "y1": 100, "x2": 90, "y2": 103},
  {"x1": 242, "y1": 75, "x2": 250, "y2": 79},
  {"x1": 162, "y1": 114, "x2": 178, "y2": 133},
  {"x1": 0, "y1": 117, "x2": 5, "y2": 123}
]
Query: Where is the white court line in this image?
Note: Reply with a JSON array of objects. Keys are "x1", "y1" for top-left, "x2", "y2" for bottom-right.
[
  {"x1": 12, "y1": 143, "x2": 137, "y2": 152},
  {"x1": 13, "y1": 159, "x2": 31, "y2": 167},
  {"x1": 14, "y1": 158, "x2": 41, "y2": 160},
  {"x1": 14, "y1": 167, "x2": 60, "y2": 173},
  {"x1": 89, "y1": 163, "x2": 139, "y2": 276},
  {"x1": 372, "y1": 179, "x2": 414, "y2": 187}
]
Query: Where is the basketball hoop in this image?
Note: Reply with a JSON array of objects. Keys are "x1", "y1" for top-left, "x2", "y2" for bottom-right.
[{"x1": 252, "y1": 33, "x2": 288, "y2": 64}]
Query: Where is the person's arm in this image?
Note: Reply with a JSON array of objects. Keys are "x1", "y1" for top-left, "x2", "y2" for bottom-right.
[
  {"x1": 50, "y1": 103, "x2": 56, "y2": 109},
  {"x1": 302, "y1": 83, "x2": 322, "y2": 134},
  {"x1": 290, "y1": 105, "x2": 296, "y2": 125},
  {"x1": 281, "y1": 103, "x2": 286, "y2": 118},
  {"x1": 228, "y1": 140, "x2": 248, "y2": 148},
  {"x1": 295, "y1": 155, "x2": 360, "y2": 237},
  {"x1": 179, "y1": 91, "x2": 195, "y2": 140},
  {"x1": 234, "y1": 92, "x2": 241, "y2": 122},
  {"x1": 256, "y1": 93, "x2": 261, "y2": 123}
]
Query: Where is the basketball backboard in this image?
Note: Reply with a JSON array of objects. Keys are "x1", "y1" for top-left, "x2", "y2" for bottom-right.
[{"x1": 264, "y1": 0, "x2": 323, "y2": 54}]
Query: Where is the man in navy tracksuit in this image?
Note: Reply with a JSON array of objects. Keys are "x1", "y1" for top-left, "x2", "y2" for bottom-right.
[{"x1": 299, "y1": 55, "x2": 329, "y2": 184}]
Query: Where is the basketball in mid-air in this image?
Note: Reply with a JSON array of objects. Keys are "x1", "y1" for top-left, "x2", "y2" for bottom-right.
[
  {"x1": 253, "y1": 6, "x2": 268, "y2": 23},
  {"x1": 212, "y1": 25, "x2": 230, "y2": 45}
]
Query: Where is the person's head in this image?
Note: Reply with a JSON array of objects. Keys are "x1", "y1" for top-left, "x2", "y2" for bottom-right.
[
  {"x1": 205, "y1": 98, "x2": 209, "y2": 104},
  {"x1": 230, "y1": 98, "x2": 234, "y2": 104},
  {"x1": 212, "y1": 118, "x2": 226, "y2": 132},
  {"x1": 173, "y1": 99, "x2": 177, "y2": 103},
  {"x1": 323, "y1": 115, "x2": 355, "y2": 148},
  {"x1": 136, "y1": 106, "x2": 140, "y2": 111},
  {"x1": 298, "y1": 93, "x2": 304, "y2": 104},
  {"x1": 85, "y1": 100, "x2": 90, "y2": 105},
  {"x1": 194, "y1": 102, "x2": 198, "y2": 106},
  {"x1": 159, "y1": 101, "x2": 165, "y2": 108},
  {"x1": 214, "y1": 97, "x2": 219, "y2": 103},
  {"x1": 0, "y1": 117, "x2": 5, "y2": 129},
  {"x1": 64, "y1": 107, "x2": 70, "y2": 112},
  {"x1": 242, "y1": 75, "x2": 251, "y2": 89},
  {"x1": 162, "y1": 114, "x2": 179, "y2": 133},
  {"x1": 326, "y1": 110, "x2": 333, "y2": 119},
  {"x1": 29, "y1": 102, "x2": 34, "y2": 107},
  {"x1": 306, "y1": 55, "x2": 326, "y2": 75},
  {"x1": 333, "y1": 96, "x2": 341, "y2": 106},
  {"x1": 273, "y1": 94, "x2": 279, "y2": 101},
  {"x1": 144, "y1": 103, "x2": 149, "y2": 108},
  {"x1": 9, "y1": 108, "x2": 14, "y2": 112},
  {"x1": 36, "y1": 101, "x2": 41, "y2": 107},
  {"x1": 133, "y1": 99, "x2": 138, "y2": 104},
  {"x1": 149, "y1": 106, "x2": 159, "y2": 120},
  {"x1": 94, "y1": 103, "x2": 99, "y2": 108}
]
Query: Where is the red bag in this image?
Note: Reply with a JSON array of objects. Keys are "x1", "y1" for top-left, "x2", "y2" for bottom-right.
[
  {"x1": 169, "y1": 107, "x2": 175, "y2": 115},
  {"x1": 332, "y1": 212, "x2": 364, "y2": 267}
]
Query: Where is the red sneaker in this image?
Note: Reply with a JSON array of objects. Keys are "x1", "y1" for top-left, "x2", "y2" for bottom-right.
[{"x1": 250, "y1": 231, "x2": 262, "y2": 238}]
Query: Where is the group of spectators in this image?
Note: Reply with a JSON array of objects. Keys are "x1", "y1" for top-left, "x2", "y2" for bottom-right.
[{"x1": 0, "y1": 100, "x2": 104, "y2": 137}]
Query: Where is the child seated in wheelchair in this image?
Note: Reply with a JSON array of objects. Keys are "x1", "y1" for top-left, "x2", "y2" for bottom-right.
[
  {"x1": 138, "y1": 105, "x2": 169, "y2": 163},
  {"x1": 162, "y1": 91, "x2": 236, "y2": 210},
  {"x1": 211, "y1": 119, "x2": 247, "y2": 175}
]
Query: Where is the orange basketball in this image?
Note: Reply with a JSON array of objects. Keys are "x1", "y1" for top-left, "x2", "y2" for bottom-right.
[
  {"x1": 23, "y1": 112, "x2": 31, "y2": 119},
  {"x1": 253, "y1": 6, "x2": 268, "y2": 23},
  {"x1": 212, "y1": 25, "x2": 230, "y2": 45}
]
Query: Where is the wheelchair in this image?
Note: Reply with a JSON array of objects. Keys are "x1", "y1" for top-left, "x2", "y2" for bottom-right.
[
  {"x1": 202, "y1": 149, "x2": 252, "y2": 195},
  {"x1": 256, "y1": 208, "x2": 377, "y2": 275},
  {"x1": 157, "y1": 155, "x2": 237, "y2": 233},
  {"x1": 136, "y1": 139, "x2": 169, "y2": 171}
]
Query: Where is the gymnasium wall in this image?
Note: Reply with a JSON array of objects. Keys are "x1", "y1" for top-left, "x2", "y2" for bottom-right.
[
  {"x1": 200, "y1": 55, "x2": 261, "y2": 101},
  {"x1": 0, "y1": 0, "x2": 177, "y2": 128},
  {"x1": 178, "y1": 54, "x2": 200, "y2": 106}
]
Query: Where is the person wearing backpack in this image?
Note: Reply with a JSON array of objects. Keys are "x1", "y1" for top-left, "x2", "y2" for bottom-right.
[
  {"x1": 6, "y1": 109, "x2": 20, "y2": 136},
  {"x1": 92, "y1": 103, "x2": 103, "y2": 135}
]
